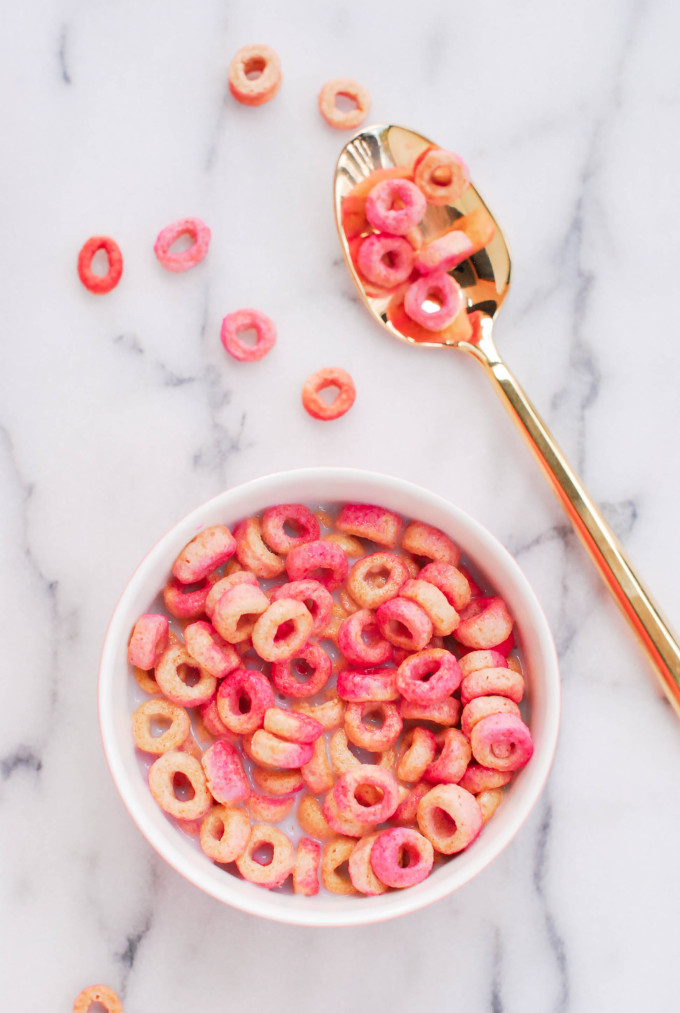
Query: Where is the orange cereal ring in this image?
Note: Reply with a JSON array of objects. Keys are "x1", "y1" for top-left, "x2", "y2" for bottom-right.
[
  {"x1": 205, "y1": 570, "x2": 259, "y2": 619},
  {"x1": 199, "y1": 804, "x2": 251, "y2": 863},
  {"x1": 252, "y1": 765, "x2": 304, "y2": 796},
  {"x1": 324, "y1": 532, "x2": 365, "y2": 557},
  {"x1": 454, "y1": 597, "x2": 514, "y2": 651},
  {"x1": 235, "y1": 824, "x2": 294, "y2": 888},
  {"x1": 318, "y1": 78, "x2": 370, "y2": 130},
  {"x1": 131, "y1": 699, "x2": 190, "y2": 755},
  {"x1": 154, "y1": 217, "x2": 211, "y2": 273},
  {"x1": 77, "y1": 236, "x2": 123, "y2": 295},
  {"x1": 212, "y1": 583, "x2": 270, "y2": 645},
  {"x1": 228, "y1": 44, "x2": 282, "y2": 106},
  {"x1": 154, "y1": 645, "x2": 216, "y2": 707},
  {"x1": 399, "y1": 696, "x2": 461, "y2": 726},
  {"x1": 348, "y1": 833, "x2": 388, "y2": 895},
  {"x1": 413, "y1": 148, "x2": 470, "y2": 206},
  {"x1": 148, "y1": 750, "x2": 213, "y2": 821},
  {"x1": 346, "y1": 552, "x2": 410, "y2": 610},
  {"x1": 344, "y1": 701, "x2": 403, "y2": 752},
  {"x1": 292, "y1": 689, "x2": 345, "y2": 730},
  {"x1": 298, "y1": 793, "x2": 336, "y2": 841},
  {"x1": 73, "y1": 984, "x2": 122, "y2": 1013},
  {"x1": 264, "y1": 706, "x2": 324, "y2": 744},
  {"x1": 460, "y1": 695, "x2": 521, "y2": 738},
  {"x1": 249, "y1": 729, "x2": 314, "y2": 769},
  {"x1": 294, "y1": 837, "x2": 321, "y2": 896},
  {"x1": 302, "y1": 367, "x2": 356, "y2": 421},
  {"x1": 321, "y1": 837, "x2": 359, "y2": 894},
  {"x1": 399, "y1": 579, "x2": 460, "y2": 636},
  {"x1": 396, "y1": 726, "x2": 438, "y2": 782},
  {"x1": 132, "y1": 664, "x2": 162, "y2": 696}
]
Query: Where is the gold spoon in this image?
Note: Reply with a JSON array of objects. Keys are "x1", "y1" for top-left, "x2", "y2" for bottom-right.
[{"x1": 334, "y1": 122, "x2": 680, "y2": 718}]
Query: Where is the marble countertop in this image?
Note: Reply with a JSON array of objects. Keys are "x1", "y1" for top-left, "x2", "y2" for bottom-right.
[{"x1": 3, "y1": 0, "x2": 680, "y2": 1009}]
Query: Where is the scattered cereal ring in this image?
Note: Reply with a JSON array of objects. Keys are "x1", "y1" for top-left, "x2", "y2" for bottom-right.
[
  {"x1": 199, "y1": 697, "x2": 238, "y2": 741},
  {"x1": 298, "y1": 793, "x2": 336, "y2": 841},
  {"x1": 365, "y1": 178, "x2": 427, "y2": 236},
  {"x1": 252, "y1": 598, "x2": 313, "y2": 662},
  {"x1": 184, "y1": 621, "x2": 240, "y2": 678},
  {"x1": 128, "y1": 613, "x2": 169, "y2": 671},
  {"x1": 386, "y1": 289, "x2": 473, "y2": 345},
  {"x1": 73, "y1": 984, "x2": 122, "y2": 1013},
  {"x1": 333, "y1": 765, "x2": 401, "y2": 824},
  {"x1": 348, "y1": 833, "x2": 388, "y2": 895},
  {"x1": 460, "y1": 695, "x2": 521, "y2": 738},
  {"x1": 318, "y1": 77, "x2": 370, "y2": 129},
  {"x1": 271, "y1": 640, "x2": 332, "y2": 698},
  {"x1": 154, "y1": 217, "x2": 211, "y2": 273},
  {"x1": 216, "y1": 667, "x2": 275, "y2": 735},
  {"x1": 212, "y1": 583, "x2": 270, "y2": 644},
  {"x1": 336, "y1": 665, "x2": 399, "y2": 702},
  {"x1": 252, "y1": 766, "x2": 304, "y2": 796},
  {"x1": 344, "y1": 701, "x2": 403, "y2": 751},
  {"x1": 294, "y1": 837, "x2": 321, "y2": 896},
  {"x1": 286, "y1": 539, "x2": 349, "y2": 591},
  {"x1": 399, "y1": 579, "x2": 459, "y2": 636},
  {"x1": 261, "y1": 503, "x2": 320, "y2": 553},
  {"x1": 417, "y1": 783, "x2": 483, "y2": 854},
  {"x1": 404, "y1": 271, "x2": 465, "y2": 332},
  {"x1": 132, "y1": 664, "x2": 162, "y2": 696},
  {"x1": 370, "y1": 827, "x2": 434, "y2": 888},
  {"x1": 470, "y1": 713, "x2": 534, "y2": 772},
  {"x1": 172, "y1": 525, "x2": 236, "y2": 583},
  {"x1": 454, "y1": 596, "x2": 514, "y2": 650},
  {"x1": 202, "y1": 739, "x2": 250, "y2": 804},
  {"x1": 234, "y1": 516, "x2": 285, "y2": 578},
  {"x1": 399, "y1": 696, "x2": 462, "y2": 726},
  {"x1": 402, "y1": 522, "x2": 461, "y2": 566},
  {"x1": 131, "y1": 699, "x2": 190, "y2": 755},
  {"x1": 337, "y1": 610, "x2": 392, "y2": 667},
  {"x1": 460, "y1": 666, "x2": 525, "y2": 707},
  {"x1": 154, "y1": 645, "x2": 216, "y2": 707},
  {"x1": 148, "y1": 749, "x2": 213, "y2": 821},
  {"x1": 228, "y1": 44, "x2": 282, "y2": 106},
  {"x1": 77, "y1": 236, "x2": 123, "y2": 295},
  {"x1": 249, "y1": 729, "x2": 315, "y2": 769},
  {"x1": 335, "y1": 502, "x2": 403, "y2": 549},
  {"x1": 301, "y1": 735, "x2": 335, "y2": 794},
  {"x1": 235, "y1": 824, "x2": 294, "y2": 888},
  {"x1": 220, "y1": 308, "x2": 277, "y2": 362},
  {"x1": 199, "y1": 805, "x2": 251, "y2": 863},
  {"x1": 346, "y1": 552, "x2": 410, "y2": 610},
  {"x1": 413, "y1": 148, "x2": 470, "y2": 205},
  {"x1": 397, "y1": 726, "x2": 438, "y2": 782},
  {"x1": 302, "y1": 367, "x2": 356, "y2": 421},
  {"x1": 375, "y1": 597, "x2": 433, "y2": 652},
  {"x1": 264, "y1": 707, "x2": 324, "y2": 744},
  {"x1": 396, "y1": 648, "x2": 462, "y2": 704},
  {"x1": 247, "y1": 793, "x2": 296, "y2": 822},
  {"x1": 424, "y1": 728, "x2": 472, "y2": 785},
  {"x1": 457, "y1": 763, "x2": 512, "y2": 794},
  {"x1": 357, "y1": 234, "x2": 415, "y2": 288}
]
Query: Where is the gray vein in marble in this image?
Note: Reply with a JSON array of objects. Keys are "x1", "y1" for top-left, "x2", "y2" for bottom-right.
[
  {"x1": 1, "y1": 746, "x2": 42, "y2": 782},
  {"x1": 490, "y1": 926, "x2": 504, "y2": 1013},
  {"x1": 113, "y1": 333, "x2": 197, "y2": 388},
  {"x1": 534, "y1": 800, "x2": 569, "y2": 1012},
  {"x1": 116, "y1": 910, "x2": 153, "y2": 998},
  {"x1": 58, "y1": 24, "x2": 71, "y2": 85}
]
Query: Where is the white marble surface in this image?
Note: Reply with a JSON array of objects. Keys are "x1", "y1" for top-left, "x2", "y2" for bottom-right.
[{"x1": 3, "y1": 0, "x2": 680, "y2": 1008}]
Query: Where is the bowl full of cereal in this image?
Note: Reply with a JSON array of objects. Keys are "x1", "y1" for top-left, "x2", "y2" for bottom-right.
[{"x1": 98, "y1": 467, "x2": 560, "y2": 925}]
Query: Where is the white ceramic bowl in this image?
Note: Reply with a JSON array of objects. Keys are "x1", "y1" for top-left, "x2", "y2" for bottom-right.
[{"x1": 99, "y1": 467, "x2": 560, "y2": 926}]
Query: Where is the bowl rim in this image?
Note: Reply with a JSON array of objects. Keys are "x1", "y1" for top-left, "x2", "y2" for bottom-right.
[{"x1": 98, "y1": 466, "x2": 560, "y2": 926}]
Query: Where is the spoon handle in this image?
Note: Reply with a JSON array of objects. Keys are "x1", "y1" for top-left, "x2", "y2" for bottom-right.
[{"x1": 466, "y1": 331, "x2": 680, "y2": 718}]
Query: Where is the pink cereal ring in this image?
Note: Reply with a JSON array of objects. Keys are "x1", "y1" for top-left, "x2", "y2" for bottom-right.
[
  {"x1": 458, "y1": 763, "x2": 513, "y2": 794},
  {"x1": 261, "y1": 503, "x2": 320, "y2": 553},
  {"x1": 294, "y1": 837, "x2": 321, "y2": 896},
  {"x1": 212, "y1": 583, "x2": 270, "y2": 644},
  {"x1": 216, "y1": 667, "x2": 275, "y2": 735},
  {"x1": 404, "y1": 271, "x2": 465, "y2": 333},
  {"x1": 338, "y1": 610, "x2": 392, "y2": 667},
  {"x1": 470, "y1": 713, "x2": 534, "y2": 771},
  {"x1": 402, "y1": 522, "x2": 461, "y2": 566},
  {"x1": 184, "y1": 621, "x2": 240, "y2": 678},
  {"x1": 333, "y1": 765, "x2": 401, "y2": 825},
  {"x1": 77, "y1": 236, "x2": 123, "y2": 295},
  {"x1": 419, "y1": 562, "x2": 472, "y2": 611},
  {"x1": 396, "y1": 648, "x2": 462, "y2": 704},
  {"x1": 154, "y1": 645, "x2": 216, "y2": 707},
  {"x1": 390, "y1": 781, "x2": 431, "y2": 826},
  {"x1": 286, "y1": 539, "x2": 348, "y2": 591},
  {"x1": 348, "y1": 833, "x2": 388, "y2": 895},
  {"x1": 461, "y1": 695, "x2": 521, "y2": 738},
  {"x1": 424, "y1": 728, "x2": 472, "y2": 785},
  {"x1": 249, "y1": 729, "x2": 314, "y2": 769},
  {"x1": 235, "y1": 824, "x2": 294, "y2": 889},
  {"x1": 163, "y1": 573, "x2": 218, "y2": 619},
  {"x1": 247, "y1": 793, "x2": 296, "y2": 823},
  {"x1": 399, "y1": 696, "x2": 462, "y2": 726},
  {"x1": 172, "y1": 525, "x2": 236, "y2": 583},
  {"x1": 234, "y1": 516, "x2": 285, "y2": 578},
  {"x1": 344, "y1": 701, "x2": 403, "y2": 751},
  {"x1": 414, "y1": 148, "x2": 470, "y2": 205},
  {"x1": 131, "y1": 699, "x2": 190, "y2": 755},
  {"x1": 271, "y1": 641, "x2": 332, "y2": 698},
  {"x1": 201, "y1": 739, "x2": 250, "y2": 804},
  {"x1": 205, "y1": 570, "x2": 259, "y2": 618},
  {"x1": 460, "y1": 666, "x2": 525, "y2": 707},
  {"x1": 318, "y1": 78, "x2": 370, "y2": 130},
  {"x1": 252, "y1": 599, "x2": 313, "y2": 662},
  {"x1": 301, "y1": 367, "x2": 356, "y2": 421},
  {"x1": 375, "y1": 597, "x2": 433, "y2": 652},
  {"x1": 459, "y1": 650, "x2": 509, "y2": 677},
  {"x1": 397, "y1": 726, "x2": 438, "y2": 782},
  {"x1": 399, "y1": 579, "x2": 459, "y2": 636},
  {"x1": 301, "y1": 736, "x2": 335, "y2": 794},
  {"x1": 199, "y1": 697, "x2": 238, "y2": 742},
  {"x1": 336, "y1": 502, "x2": 403, "y2": 549},
  {"x1": 269, "y1": 580, "x2": 333, "y2": 635},
  {"x1": 228, "y1": 44, "x2": 282, "y2": 106},
  {"x1": 357, "y1": 234, "x2": 415, "y2": 288},
  {"x1": 417, "y1": 783, "x2": 483, "y2": 854},
  {"x1": 221, "y1": 308, "x2": 276, "y2": 362},
  {"x1": 365, "y1": 178, "x2": 427, "y2": 236},
  {"x1": 347, "y1": 552, "x2": 410, "y2": 610},
  {"x1": 416, "y1": 230, "x2": 475, "y2": 274},
  {"x1": 154, "y1": 217, "x2": 211, "y2": 273},
  {"x1": 148, "y1": 749, "x2": 213, "y2": 820},
  {"x1": 336, "y1": 665, "x2": 399, "y2": 702},
  {"x1": 454, "y1": 596, "x2": 514, "y2": 650},
  {"x1": 199, "y1": 805, "x2": 251, "y2": 864},
  {"x1": 128, "y1": 613, "x2": 169, "y2": 670},
  {"x1": 73, "y1": 985, "x2": 122, "y2": 1013},
  {"x1": 370, "y1": 828, "x2": 434, "y2": 888},
  {"x1": 264, "y1": 707, "x2": 324, "y2": 744}
]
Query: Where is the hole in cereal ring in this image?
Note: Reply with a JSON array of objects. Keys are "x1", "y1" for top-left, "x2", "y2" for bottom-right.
[
  {"x1": 362, "y1": 707, "x2": 385, "y2": 729},
  {"x1": 367, "y1": 566, "x2": 390, "y2": 587},
  {"x1": 432, "y1": 166, "x2": 453, "y2": 186},
  {"x1": 334, "y1": 92, "x2": 358, "y2": 113},
  {"x1": 387, "y1": 620, "x2": 412, "y2": 642},
  {"x1": 253, "y1": 842, "x2": 274, "y2": 866},
  {"x1": 335, "y1": 859, "x2": 352, "y2": 882},
  {"x1": 150, "y1": 716, "x2": 173, "y2": 737},
  {"x1": 235, "y1": 327, "x2": 259, "y2": 347},
  {"x1": 210, "y1": 817, "x2": 226, "y2": 840},
  {"x1": 303, "y1": 598, "x2": 319, "y2": 619},
  {"x1": 244, "y1": 57, "x2": 265, "y2": 79},
  {"x1": 292, "y1": 658, "x2": 313, "y2": 683},
  {"x1": 318, "y1": 384, "x2": 341, "y2": 406},
  {"x1": 178, "y1": 664, "x2": 200, "y2": 687},
  {"x1": 87, "y1": 1003, "x2": 112, "y2": 1013},
  {"x1": 90, "y1": 249, "x2": 110, "y2": 277},
  {"x1": 347, "y1": 741, "x2": 375, "y2": 764},
  {"x1": 354, "y1": 784, "x2": 384, "y2": 807},
  {"x1": 491, "y1": 742, "x2": 513, "y2": 759},
  {"x1": 172, "y1": 772, "x2": 196, "y2": 802},
  {"x1": 274, "y1": 620, "x2": 295, "y2": 642},
  {"x1": 283, "y1": 518, "x2": 303, "y2": 537},
  {"x1": 167, "y1": 230, "x2": 197, "y2": 255},
  {"x1": 360, "y1": 625, "x2": 381, "y2": 647},
  {"x1": 237, "y1": 692, "x2": 252, "y2": 715},
  {"x1": 433, "y1": 807, "x2": 457, "y2": 837},
  {"x1": 422, "y1": 293, "x2": 444, "y2": 314},
  {"x1": 308, "y1": 567, "x2": 333, "y2": 583},
  {"x1": 398, "y1": 846, "x2": 413, "y2": 868}
]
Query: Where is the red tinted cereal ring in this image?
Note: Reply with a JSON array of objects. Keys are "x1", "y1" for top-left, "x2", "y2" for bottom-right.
[
  {"x1": 390, "y1": 780, "x2": 431, "y2": 827},
  {"x1": 249, "y1": 729, "x2": 314, "y2": 769},
  {"x1": 294, "y1": 837, "x2": 321, "y2": 896},
  {"x1": 235, "y1": 516, "x2": 285, "y2": 578},
  {"x1": 321, "y1": 792, "x2": 368, "y2": 839},
  {"x1": 216, "y1": 667, "x2": 274, "y2": 735},
  {"x1": 345, "y1": 701, "x2": 403, "y2": 751},
  {"x1": 401, "y1": 521, "x2": 461, "y2": 566},
  {"x1": 154, "y1": 217, "x2": 211, "y2": 273},
  {"x1": 163, "y1": 573, "x2": 218, "y2": 619},
  {"x1": 470, "y1": 713, "x2": 534, "y2": 772},
  {"x1": 286, "y1": 539, "x2": 349, "y2": 591},
  {"x1": 131, "y1": 699, "x2": 190, "y2": 755},
  {"x1": 148, "y1": 749, "x2": 213, "y2": 820},
  {"x1": 399, "y1": 579, "x2": 459, "y2": 636},
  {"x1": 155, "y1": 645, "x2": 216, "y2": 707},
  {"x1": 347, "y1": 552, "x2": 410, "y2": 610},
  {"x1": 235, "y1": 824, "x2": 294, "y2": 889},
  {"x1": 417, "y1": 783, "x2": 483, "y2": 854},
  {"x1": 128, "y1": 613, "x2": 169, "y2": 670},
  {"x1": 228, "y1": 44, "x2": 282, "y2": 106},
  {"x1": 404, "y1": 271, "x2": 465, "y2": 332},
  {"x1": 199, "y1": 805, "x2": 251, "y2": 864},
  {"x1": 460, "y1": 695, "x2": 521, "y2": 738},
  {"x1": 396, "y1": 648, "x2": 462, "y2": 704},
  {"x1": 271, "y1": 641, "x2": 332, "y2": 698},
  {"x1": 321, "y1": 837, "x2": 360, "y2": 894},
  {"x1": 77, "y1": 236, "x2": 123, "y2": 295},
  {"x1": 247, "y1": 793, "x2": 296, "y2": 823},
  {"x1": 252, "y1": 599, "x2": 313, "y2": 662},
  {"x1": 205, "y1": 570, "x2": 259, "y2": 618},
  {"x1": 212, "y1": 583, "x2": 270, "y2": 644},
  {"x1": 365, "y1": 179, "x2": 427, "y2": 236},
  {"x1": 73, "y1": 984, "x2": 122, "y2": 1013},
  {"x1": 298, "y1": 794, "x2": 336, "y2": 841},
  {"x1": 414, "y1": 148, "x2": 470, "y2": 205},
  {"x1": 336, "y1": 665, "x2": 399, "y2": 702},
  {"x1": 375, "y1": 597, "x2": 433, "y2": 652},
  {"x1": 460, "y1": 666, "x2": 525, "y2": 707},
  {"x1": 370, "y1": 828, "x2": 434, "y2": 888},
  {"x1": 184, "y1": 621, "x2": 240, "y2": 678},
  {"x1": 397, "y1": 726, "x2": 438, "y2": 782},
  {"x1": 292, "y1": 689, "x2": 345, "y2": 730},
  {"x1": 337, "y1": 610, "x2": 392, "y2": 667},
  {"x1": 270, "y1": 580, "x2": 334, "y2": 636},
  {"x1": 348, "y1": 833, "x2": 388, "y2": 895},
  {"x1": 301, "y1": 736, "x2": 335, "y2": 794},
  {"x1": 261, "y1": 503, "x2": 320, "y2": 553},
  {"x1": 458, "y1": 649, "x2": 509, "y2": 677},
  {"x1": 357, "y1": 234, "x2": 415, "y2": 288},
  {"x1": 220, "y1": 308, "x2": 276, "y2": 362},
  {"x1": 199, "y1": 697, "x2": 238, "y2": 741},
  {"x1": 252, "y1": 765, "x2": 304, "y2": 797},
  {"x1": 201, "y1": 739, "x2": 250, "y2": 804},
  {"x1": 424, "y1": 728, "x2": 472, "y2": 785},
  {"x1": 302, "y1": 367, "x2": 356, "y2": 421},
  {"x1": 172, "y1": 525, "x2": 236, "y2": 584},
  {"x1": 458, "y1": 763, "x2": 512, "y2": 794},
  {"x1": 318, "y1": 78, "x2": 370, "y2": 129},
  {"x1": 399, "y1": 696, "x2": 462, "y2": 727},
  {"x1": 333, "y1": 765, "x2": 401, "y2": 825},
  {"x1": 264, "y1": 707, "x2": 324, "y2": 744},
  {"x1": 454, "y1": 596, "x2": 514, "y2": 650},
  {"x1": 336, "y1": 502, "x2": 403, "y2": 549}
]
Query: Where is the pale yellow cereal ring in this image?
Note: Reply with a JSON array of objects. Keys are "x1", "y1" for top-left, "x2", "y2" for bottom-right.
[
  {"x1": 148, "y1": 750, "x2": 213, "y2": 821},
  {"x1": 477, "y1": 788, "x2": 504, "y2": 824},
  {"x1": 318, "y1": 78, "x2": 370, "y2": 130},
  {"x1": 324, "y1": 533, "x2": 365, "y2": 558},
  {"x1": 329, "y1": 728, "x2": 396, "y2": 776},
  {"x1": 235, "y1": 824, "x2": 294, "y2": 888},
  {"x1": 252, "y1": 765, "x2": 304, "y2": 796},
  {"x1": 252, "y1": 599, "x2": 314, "y2": 662},
  {"x1": 399, "y1": 579, "x2": 459, "y2": 636},
  {"x1": 321, "y1": 792, "x2": 367, "y2": 838},
  {"x1": 199, "y1": 805, "x2": 251, "y2": 863},
  {"x1": 131, "y1": 699, "x2": 190, "y2": 755},
  {"x1": 315, "y1": 508, "x2": 335, "y2": 529},
  {"x1": 321, "y1": 837, "x2": 360, "y2": 894},
  {"x1": 132, "y1": 664, "x2": 162, "y2": 695},
  {"x1": 154, "y1": 645, "x2": 216, "y2": 707},
  {"x1": 73, "y1": 984, "x2": 122, "y2": 1013},
  {"x1": 291, "y1": 690, "x2": 345, "y2": 730},
  {"x1": 298, "y1": 793, "x2": 336, "y2": 841},
  {"x1": 348, "y1": 833, "x2": 389, "y2": 895}
]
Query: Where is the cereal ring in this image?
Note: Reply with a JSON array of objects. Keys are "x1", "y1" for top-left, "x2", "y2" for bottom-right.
[
  {"x1": 294, "y1": 837, "x2": 321, "y2": 896},
  {"x1": 399, "y1": 579, "x2": 459, "y2": 636},
  {"x1": 403, "y1": 271, "x2": 465, "y2": 332},
  {"x1": 375, "y1": 597, "x2": 433, "y2": 652},
  {"x1": 291, "y1": 689, "x2": 345, "y2": 730},
  {"x1": 212, "y1": 583, "x2": 270, "y2": 644},
  {"x1": 271, "y1": 640, "x2": 332, "y2": 698},
  {"x1": 418, "y1": 562, "x2": 472, "y2": 612},
  {"x1": 357, "y1": 234, "x2": 415, "y2": 288},
  {"x1": 163, "y1": 573, "x2": 218, "y2": 619},
  {"x1": 337, "y1": 610, "x2": 392, "y2": 667},
  {"x1": 347, "y1": 552, "x2": 410, "y2": 610},
  {"x1": 132, "y1": 664, "x2": 162, "y2": 696},
  {"x1": 301, "y1": 735, "x2": 335, "y2": 794},
  {"x1": 128, "y1": 613, "x2": 169, "y2": 671},
  {"x1": 417, "y1": 783, "x2": 483, "y2": 854},
  {"x1": 131, "y1": 699, "x2": 190, "y2": 755},
  {"x1": 470, "y1": 713, "x2": 534, "y2": 771},
  {"x1": 155, "y1": 645, "x2": 216, "y2": 707},
  {"x1": 399, "y1": 696, "x2": 462, "y2": 726},
  {"x1": 457, "y1": 763, "x2": 513, "y2": 794},
  {"x1": 344, "y1": 701, "x2": 403, "y2": 751},
  {"x1": 264, "y1": 707, "x2": 324, "y2": 744},
  {"x1": 252, "y1": 599, "x2": 313, "y2": 662},
  {"x1": 321, "y1": 793, "x2": 368, "y2": 838},
  {"x1": 298, "y1": 793, "x2": 336, "y2": 841},
  {"x1": 324, "y1": 532, "x2": 365, "y2": 557},
  {"x1": 77, "y1": 236, "x2": 123, "y2": 295},
  {"x1": 414, "y1": 148, "x2": 470, "y2": 206},
  {"x1": 73, "y1": 984, "x2": 122, "y2": 1013},
  {"x1": 329, "y1": 728, "x2": 396, "y2": 777},
  {"x1": 335, "y1": 502, "x2": 403, "y2": 548},
  {"x1": 366, "y1": 179, "x2": 427, "y2": 236},
  {"x1": 220, "y1": 308, "x2": 276, "y2": 362},
  {"x1": 301, "y1": 367, "x2": 356, "y2": 421},
  {"x1": 460, "y1": 666, "x2": 525, "y2": 707},
  {"x1": 458, "y1": 650, "x2": 509, "y2": 677},
  {"x1": 269, "y1": 580, "x2": 334, "y2": 636},
  {"x1": 199, "y1": 697, "x2": 238, "y2": 741},
  {"x1": 336, "y1": 665, "x2": 399, "y2": 702},
  {"x1": 333, "y1": 766, "x2": 401, "y2": 824},
  {"x1": 260, "y1": 503, "x2": 320, "y2": 554},
  {"x1": 202, "y1": 739, "x2": 250, "y2": 804},
  {"x1": 318, "y1": 77, "x2": 370, "y2": 129},
  {"x1": 460, "y1": 695, "x2": 521, "y2": 738},
  {"x1": 390, "y1": 780, "x2": 431, "y2": 826},
  {"x1": 172, "y1": 525, "x2": 236, "y2": 583},
  {"x1": 370, "y1": 828, "x2": 434, "y2": 888},
  {"x1": 199, "y1": 805, "x2": 251, "y2": 863},
  {"x1": 321, "y1": 837, "x2": 360, "y2": 894},
  {"x1": 154, "y1": 217, "x2": 211, "y2": 273},
  {"x1": 348, "y1": 833, "x2": 388, "y2": 895},
  {"x1": 246, "y1": 794, "x2": 296, "y2": 822},
  {"x1": 216, "y1": 668, "x2": 274, "y2": 735},
  {"x1": 396, "y1": 648, "x2": 462, "y2": 704},
  {"x1": 249, "y1": 729, "x2": 314, "y2": 769},
  {"x1": 477, "y1": 788, "x2": 504, "y2": 824},
  {"x1": 235, "y1": 824, "x2": 294, "y2": 889},
  {"x1": 415, "y1": 229, "x2": 475, "y2": 274},
  {"x1": 424, "y1": 728, "x2": 472, "y2": 785},
  {"x1": 228, "y1": 44, "x2": 282, "y2": 106},
  {"x1": 454, "y1": 596, "x2": 514, "y2": 650},
  {"x1": 148, "y1": 750, "x2": 213, "y2": 820},
  {"x1": 234, "y1": 516, "x2": 285, "y2": 578},
  {"x1": 286, "y1": 539, "x2": 349, "y2": 591},
  {"x1": 397, "y1": 726, "x2": 438, "y2": 782},
  {"x1": 184, "y1": 621, "x2": 240, "y2": 678},
  {"x1": 401, "y1": 522, "x2": 461, "y2": 566},
  {"x1": 252, "y1": 766, "x2": 304, "y2": 796},
  {"x1": 205, "y1": 570, "x2": 259, "y2": 618}
]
